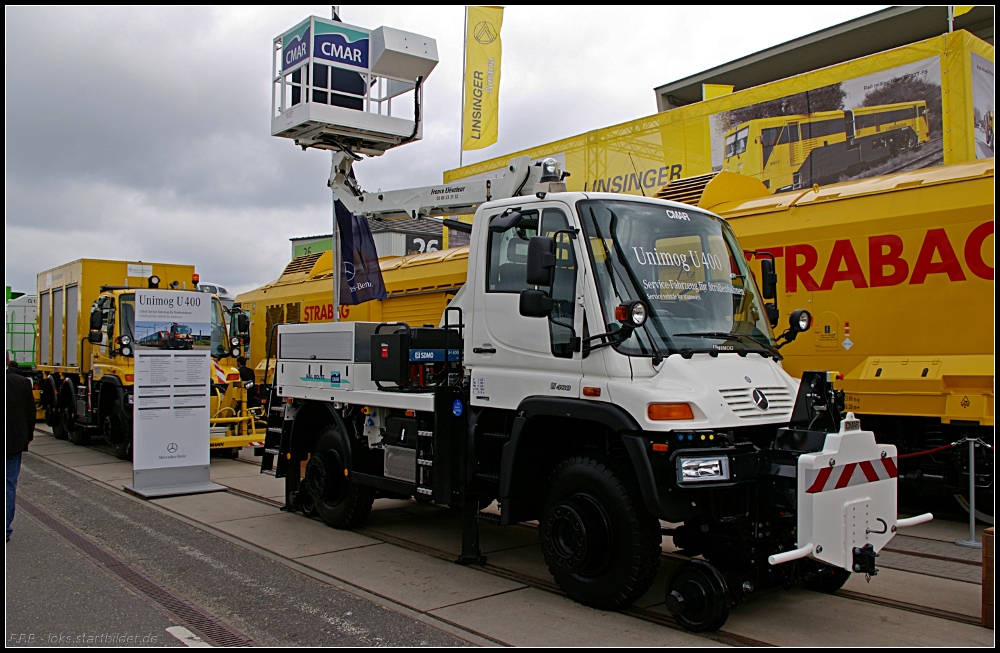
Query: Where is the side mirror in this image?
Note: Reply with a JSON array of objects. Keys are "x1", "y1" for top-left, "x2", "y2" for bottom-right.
[
  {"x1": 88, "y1": 331, "x2": 103, "y2": 344},
  {"x1": 519, "y1": 289, "x2": 553, "y2": 318},
  {"x1": 525, "y1": 236, "x2": 556, "y2": 287},
  {"x1": 89, "y1": 311, "x2": 104, "y2": 330},
  {"x1": 237, "y1": 313, "x2": 250, "y2": 335},
  {"x1": 765, "y1": 303, "x2": 779, "y2": 328},
  {"x1": 760, "y1": 259, "x2": 777, "y2": 300}
]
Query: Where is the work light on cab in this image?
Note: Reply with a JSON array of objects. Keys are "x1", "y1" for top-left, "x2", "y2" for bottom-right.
[
  {"x1": 791, "y1": 309, "x2": 812, "y2": 332},
  {"x1": 148, "y1": 275, "x2": 161, "y2": 289},
  {"x1": 616, "y1": 300, "x2": 648, "y2": 328}
]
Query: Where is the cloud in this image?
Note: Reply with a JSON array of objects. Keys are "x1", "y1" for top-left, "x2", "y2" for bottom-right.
[{"x1": 4, "y1": 5, "x2": 886, "y2": 297}]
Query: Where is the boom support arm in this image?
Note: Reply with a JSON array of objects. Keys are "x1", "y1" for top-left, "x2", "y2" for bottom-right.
[{"x1": 328, "y1": 153, "x2": 540, "y2": 222}]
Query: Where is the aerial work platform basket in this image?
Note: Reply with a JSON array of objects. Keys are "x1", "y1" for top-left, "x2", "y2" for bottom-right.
[{"x1": 271, "y1": 16, "x2": 438, "y2": 156}]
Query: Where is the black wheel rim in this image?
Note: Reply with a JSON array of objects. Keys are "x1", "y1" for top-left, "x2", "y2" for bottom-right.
[
  {"x1": 665, "y1": 560, "x2": 729, "y2": 632},
  {"x1": 304, "y1": 450, "x2": 346, "y2": 507},
  {"x1": 544, "y1": 493, "x2": 613, "y2": 576}
]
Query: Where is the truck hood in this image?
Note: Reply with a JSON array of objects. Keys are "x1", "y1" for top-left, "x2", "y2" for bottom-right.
[{"x1": 607, "y1": 353, "x2": 798, "y2": 431}]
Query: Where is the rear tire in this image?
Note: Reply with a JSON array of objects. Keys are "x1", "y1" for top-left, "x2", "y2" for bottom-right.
[
  {"x1": 539, "y1": 456, "x2": 661, "y2": 610},
  {"x1": 303, "y1": 425, "x2": 373, "y2": 529},
  {"x1": 50, "y1": 407, "x2": 69, "y2": 440}
]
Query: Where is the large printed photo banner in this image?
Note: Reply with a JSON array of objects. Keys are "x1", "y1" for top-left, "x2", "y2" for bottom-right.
[
  {"x1": 971, "y1": 53, "x2": 994, "y2": 159},
  {"x1": 133, "y1": 289, "x2": 211, "y2": 472},
  {"x1": 709, "y1": 57, "x2": 943, "y2": 193}
]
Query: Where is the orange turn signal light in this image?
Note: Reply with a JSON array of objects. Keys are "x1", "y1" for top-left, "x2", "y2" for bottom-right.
[
  {"x1": 124, "y1": 374, "x2": 135, "y2": 383},
  {"x1": 405, "y1": 409, "x2": 416, "y2": 417},
  {"x1": 652, "y1": 443, "x2": 669, "y2": 453},
  {"x1": 647, "y1": 403, "x2": 694, "y2": 421},
  {"x1": 582, "y1": 387, "x2": 601, "y2": 397}
]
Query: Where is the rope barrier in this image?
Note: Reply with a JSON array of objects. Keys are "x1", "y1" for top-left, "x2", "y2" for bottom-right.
[{"x1": 897, "y1": 436, "x2": 993, "y2": 459}]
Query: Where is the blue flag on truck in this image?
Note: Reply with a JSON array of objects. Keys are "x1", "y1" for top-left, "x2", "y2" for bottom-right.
[{"x1": 335, "y1": 199, "x2": 388, "y2": 305}]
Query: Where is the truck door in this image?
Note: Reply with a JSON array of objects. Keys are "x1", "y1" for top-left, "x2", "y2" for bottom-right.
[{"x1": 469, "y1": 204, "x2": 584, "y2": 409}]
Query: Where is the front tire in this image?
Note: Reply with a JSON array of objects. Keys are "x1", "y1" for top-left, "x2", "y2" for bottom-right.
[
  {"x1": 303, "y1": 425, "x2": 373, "y2": 529},
  {"x1": 539, "y1": 456, "x2": 661, "y2": 610},
  {"x1": 107, "y1": 399, "x2": 133, "y2": 460}
]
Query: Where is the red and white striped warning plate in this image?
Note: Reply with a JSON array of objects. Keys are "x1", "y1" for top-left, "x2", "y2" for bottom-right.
[{"x1": 805, "y1": 456, "x2": 897, "y2": 494}]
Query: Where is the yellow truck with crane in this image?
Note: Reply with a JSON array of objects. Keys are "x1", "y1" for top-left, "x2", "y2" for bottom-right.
[{"x1": 36, "y1": 259, "x2": 261, "y2": 459}]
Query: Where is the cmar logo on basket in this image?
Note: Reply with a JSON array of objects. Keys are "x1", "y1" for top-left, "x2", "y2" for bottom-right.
[
  {"x1": 314, "y1": 22, "x2": 370, "y2": 69},
  {"x1": 282, "y1": 23, "x2": 311, "y2": 71}
]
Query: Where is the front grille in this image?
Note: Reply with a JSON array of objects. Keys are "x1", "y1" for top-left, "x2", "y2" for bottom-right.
[{"x1": 720, "y1": 386, "x2": 793, "y2": 420}]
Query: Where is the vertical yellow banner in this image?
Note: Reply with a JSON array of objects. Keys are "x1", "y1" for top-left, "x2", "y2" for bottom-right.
[{"x1": 463, "y1": 6, "x2": 503, "y2": 151}]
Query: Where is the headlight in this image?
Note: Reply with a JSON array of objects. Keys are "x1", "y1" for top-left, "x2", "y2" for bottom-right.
[
  {"x1": 120, "y1": 335, "x2": 132, "y2": 346},
  {"x1": 231, "y1": 336, "x2": 240, "y2": 347},
  {"x1": 121, "y1": 346, "x2": 132, "y2": 357},
  {"x1": 231, "y1": 348, "x2": 240, "y2": 358},
  {"x1": 676, "y1": 456, "x2": 730, "y2": 483}
]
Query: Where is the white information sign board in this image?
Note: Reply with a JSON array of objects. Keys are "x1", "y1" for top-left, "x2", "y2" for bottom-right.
[{"x1": 125, "y1": 290, "x2": 225, "y2": 498}]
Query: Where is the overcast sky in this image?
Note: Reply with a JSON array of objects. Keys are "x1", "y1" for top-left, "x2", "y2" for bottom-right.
[{"x1": 5, "y1": 5, "x2": 887, "y2": 297}]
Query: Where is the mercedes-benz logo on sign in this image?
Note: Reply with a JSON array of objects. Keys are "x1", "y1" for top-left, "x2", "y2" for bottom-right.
[
  {"x1": 751, "y1": 389, "x2": 769, "y2": 410},
  {"x1": 167, "y1": 443, "x2": 179, "y2": 453}
]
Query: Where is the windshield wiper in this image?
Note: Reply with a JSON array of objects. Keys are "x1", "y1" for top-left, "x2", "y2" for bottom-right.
[{"x1": 673, "y1": 332, "x2": 781, "y2": 360}]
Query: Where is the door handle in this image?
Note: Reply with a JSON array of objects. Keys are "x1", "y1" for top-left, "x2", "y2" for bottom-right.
[{"x1": 473, "y1": 347, "x2": 497, "y2": 354}]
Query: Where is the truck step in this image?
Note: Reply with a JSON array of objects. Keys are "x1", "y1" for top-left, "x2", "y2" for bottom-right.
[
  {"x1": 417, "y1": 430, "x2": 434, "y2": 439},
  {"x1": 476, "y1": 472, "x2": 500, "y2": 482},
  {"x1": 479, "y1": 431, "x2": 511, "y2": 440},
  {"x1": 266, "y1": 427, "x2": 283, "y2": 434},
  {"x1": 264, "y1": 448, "x2": 279, "y2": 455},
  {"x1": 260, "y1": 468, "x2": 276, "y2": 477},
  {"x1": 269, "y1": 406, "x2": 285, "y2": 413},
  {"x1": 476, "y1": 512, "x2": 501, "y2": 524},
  {"x1": 417, "y1": 459, "x2": 433, "y2": 467},
  {"x1": 416, "y1": 487, "x2": 433, "y2": 496}
]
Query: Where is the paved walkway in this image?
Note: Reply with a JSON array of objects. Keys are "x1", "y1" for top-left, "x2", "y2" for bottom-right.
[{"x1": 7, "y1": 427, "x2": 994, "y2": 647}]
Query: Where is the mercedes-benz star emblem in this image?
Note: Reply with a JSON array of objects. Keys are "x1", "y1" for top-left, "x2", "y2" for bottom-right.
[
  {"x1": 751, "y1": 389, "x2": 769, "y2": 410},
  {"x1": 167, "y1": 442, "x2": 179, "y2": 453}
]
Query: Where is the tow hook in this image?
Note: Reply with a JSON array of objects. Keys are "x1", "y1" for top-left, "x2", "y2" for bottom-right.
[{"x1": 852, "y1": 543, "x2": 878, "y2": 577}]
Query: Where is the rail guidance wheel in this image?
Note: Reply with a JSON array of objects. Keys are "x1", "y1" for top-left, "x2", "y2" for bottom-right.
[
  {"x1": 303, "y1": 425, "x2": 373, "y2": 529},
  {"x1": 540, "y1": 456, "x2": 661, "y2": 610},
  {"x1": 802, "y1": 561, "x2": 851, "y2": 594},
  {"x1": 665, "y1": 559, "x2": 731, "y2": 632},
  {"x1": 66, "y1": 409, "x2": 91, "y2": 446}
]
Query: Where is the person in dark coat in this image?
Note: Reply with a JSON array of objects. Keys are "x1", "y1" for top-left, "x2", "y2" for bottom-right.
[{"x1": 7, "y1": 351, "x2": 36, "y2": 542}]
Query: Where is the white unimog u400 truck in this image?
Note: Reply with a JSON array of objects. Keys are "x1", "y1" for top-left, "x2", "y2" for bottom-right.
[
  {"x1": 259, "y1": 158, "x2": 931, "y2": 631},
  {"x1": 263, "y1": 14, "x2": 929, "y2": 631}
]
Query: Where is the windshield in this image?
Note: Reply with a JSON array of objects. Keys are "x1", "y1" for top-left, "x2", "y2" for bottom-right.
[
  {"x1": 210, "y1": 297, "x2": 228, "y2": 358},
  {"x1": 119, "y1": 294, "x2": 135, "y2": 344},
  {"x1": 173, "y1": 324, "x2": 192, "y2": 334},
  {"x1": 578, "y1": 199, "x2": 776, "y2": 358},
  {"x1": 724, "y1": 127, "x2": 749, "y2": 159}
]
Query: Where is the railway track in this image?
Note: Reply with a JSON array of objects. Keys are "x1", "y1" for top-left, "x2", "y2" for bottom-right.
[
  {"x1": 56, "y1": 432, "x2": 986, "y2": 642},
  {"x1": 221, "y1": 484, "x2": 983, "y2": 643}
]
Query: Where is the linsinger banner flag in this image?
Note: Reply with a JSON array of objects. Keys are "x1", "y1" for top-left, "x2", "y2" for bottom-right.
[
  {"x1": 335, "y1": 199, "x2": 388, "y2": 305},
  {"x1": 462, "y1": 6, "x2": 503, "y2": 151}
]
